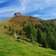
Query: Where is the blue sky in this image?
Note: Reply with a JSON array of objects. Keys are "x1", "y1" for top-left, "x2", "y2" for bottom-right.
[{"x1": 0, "y1": 0, "x2": 56, "y2": 20}]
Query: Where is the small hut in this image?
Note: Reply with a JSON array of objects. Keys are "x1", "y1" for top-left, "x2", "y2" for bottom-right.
[{"x1": 14, "y1": 12, "x2": 21, "y2": 16}]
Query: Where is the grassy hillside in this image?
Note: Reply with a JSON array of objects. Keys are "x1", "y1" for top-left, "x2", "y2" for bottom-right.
[
  {"x1": 0, "y1": 29, "x2": 56, "y2": 56},
  {"x1": 0, "y1": 18, "x2": 56, "y2": 56},
  {"x1": 5, "y1": 14, "x2": 56, "y2": 49}
]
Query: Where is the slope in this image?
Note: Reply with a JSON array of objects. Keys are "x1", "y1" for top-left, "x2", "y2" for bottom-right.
[{"x1": 0, "y1": 20, "x2": 56, "y2": 56}]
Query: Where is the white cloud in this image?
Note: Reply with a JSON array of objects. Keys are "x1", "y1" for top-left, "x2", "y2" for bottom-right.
[
  {"x1": 21, "y1": 0, "x2": 56, "y2": 12},
  {"x1": 0, "y1": 0, "x2": 56, "y2": 13},
  {"x1": 33, "y1": 14, "x2": 42, "y2": 17},
  {"x1": 0, "y1": 7, "x2": 22, "y2": 13},
  {"x1": 33, "y1": 12, "x2": 56, "y2": 20},
  {"x1": 0, "y1": 0, "x2": 56, "y2": 20}
]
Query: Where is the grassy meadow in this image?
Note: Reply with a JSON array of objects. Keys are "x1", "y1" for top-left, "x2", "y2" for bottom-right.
[{"x1": 0, "y1": 21, "x2": 56, "y2": 56}]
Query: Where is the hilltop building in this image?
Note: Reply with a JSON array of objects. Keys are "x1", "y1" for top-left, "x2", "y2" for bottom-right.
[{"x1": 14, "y1": 12, "x2": 21, "y2": 16}]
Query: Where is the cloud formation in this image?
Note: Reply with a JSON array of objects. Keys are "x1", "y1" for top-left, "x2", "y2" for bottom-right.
[{"x1": 0, "y1": 0, "x2": 56, "y2": 20}]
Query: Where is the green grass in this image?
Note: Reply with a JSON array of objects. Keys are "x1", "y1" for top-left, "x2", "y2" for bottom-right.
[
  {"x1": 0, "y1": 20, "x2": 56, "y2": 56},
  {"x1": 0, "y1": 33, "x2": 56, "y2": 56},
  {"x1": 0, "y1": 20, "x2": 9, "y2": 27}
]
